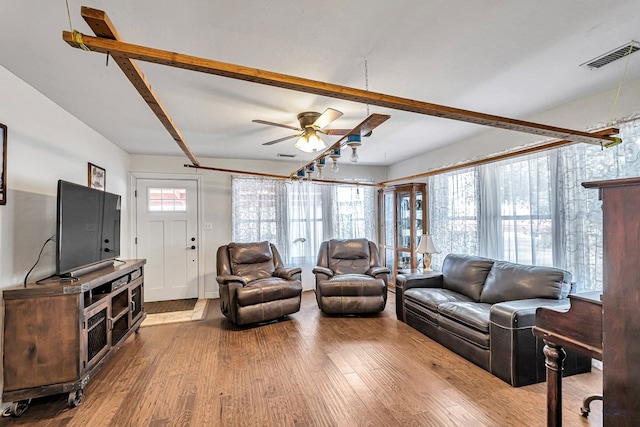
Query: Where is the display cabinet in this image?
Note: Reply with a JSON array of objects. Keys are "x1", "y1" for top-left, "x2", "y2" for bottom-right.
[
  {"x1": 2, "y1": 259, "x2": 146, "y2": 417},
  {"x1": 379, "y1": 183, "x2": 426, "y2": 284}
]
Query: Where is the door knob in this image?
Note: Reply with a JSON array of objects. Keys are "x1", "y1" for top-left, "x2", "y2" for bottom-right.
[{"x1": 190, "y1": 245, "x2": 196, "y2": 250}]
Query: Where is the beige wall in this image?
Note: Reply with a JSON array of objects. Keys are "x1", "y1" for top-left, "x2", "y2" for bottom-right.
[{"x1": 0, "y1": 65, "x2": 131, "y2": 289}]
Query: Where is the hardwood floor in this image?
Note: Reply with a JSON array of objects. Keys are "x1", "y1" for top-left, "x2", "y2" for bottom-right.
[{"x1": 1, "y1": 291, "x2": 602, "y2": 426}]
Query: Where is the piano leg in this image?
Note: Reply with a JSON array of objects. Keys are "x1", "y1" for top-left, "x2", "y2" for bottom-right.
[
  {"x1": 580, "y1": 393, "x2": 602, "y2": 417},
  {"x1": 543, "y1": 340, "x2": 566, "y2": 427}
]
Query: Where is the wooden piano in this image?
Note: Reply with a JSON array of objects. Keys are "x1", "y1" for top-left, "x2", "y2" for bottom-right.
[
  {"x1": 533, "y1": 293, "x2": 602, "y2": 425},
  {"x1": 533, "y1": 177, "x2": 640, "y2": 426}
]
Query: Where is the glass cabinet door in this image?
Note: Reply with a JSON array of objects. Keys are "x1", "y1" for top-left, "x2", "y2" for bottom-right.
[
  {"x1": 379, "y1": 183, "x2": 427, "y2": 281},
  {"x1": 416, "y1": 190, "x2": 424, "y2": 243},
  {"x1": 383, "y1": 191, "x2": 395, "y2": 275},
  {"x1": 397, "y1": 191, "x2": 411, "y2": 249}
]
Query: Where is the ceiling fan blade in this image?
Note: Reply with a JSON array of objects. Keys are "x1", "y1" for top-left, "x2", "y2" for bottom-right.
[
  {"x1": 262, "y1": 134, "x2": 299, "y2": 146},
  {"x1": 321, "y1": 129, "x2": 351, "y2": 136},
  {"x1": 252, "y1": 119, "x2": 301, "y2": 132},
  {"x1": 349, "y1": 113, "x2": 390, "y2": 137},
  {"x1": 312, "y1": 108, "x2": 343, "y2": 130}
]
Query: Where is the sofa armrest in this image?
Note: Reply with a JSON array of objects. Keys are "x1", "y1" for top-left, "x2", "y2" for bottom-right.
[
  {"x1": 312, "y1": 266, "x2": 334, "y2": 279},
  {"x1": 216, "y1": 274, "x2": 247, "y2": 286},
  {"x1": 394, "y1": 272, "x2": 443, "y2": 322},
  {"x1": 274, "y1": 267, "x2": 302, "y2": 280},
  {"x1": 396, "y1": 272, "x2": 443, "y2": 290},
  {"x1": 489, "y1": 298, "x2": 577, "y2": 387},
  {"x1": 490, "y1": 298, "x2": 571, "y2": 329},
  {"x1": 366, "y1": 266, "x2": 391, "y2": 278}
]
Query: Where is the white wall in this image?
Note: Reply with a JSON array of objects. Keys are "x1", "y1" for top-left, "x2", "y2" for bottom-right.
[
  {"x1": 130, "y1": 154, "x2": 387, "y2": 296},
  {"x1": 387, "y1": 77, "x2": 640, "y2": 180},
  {"x1": 0, "y1": 65, "x2": 131, "y2": 289}
]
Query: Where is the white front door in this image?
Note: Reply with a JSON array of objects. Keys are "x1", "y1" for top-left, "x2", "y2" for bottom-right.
[{"x1": 135, "y1": 178, "x2": 199, "y2": 302}]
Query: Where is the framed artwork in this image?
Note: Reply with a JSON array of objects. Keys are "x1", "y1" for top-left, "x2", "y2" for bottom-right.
[
  {"x1": 0, "y1": 123, "x2": 6, "y2": 205},
  {"x1": 88, "y1": 162, "x2": 106, "y2": 190}
]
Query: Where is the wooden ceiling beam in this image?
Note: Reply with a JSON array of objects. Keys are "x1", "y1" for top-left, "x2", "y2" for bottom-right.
[
  {"x1": 63, "y1": 21, "x2": 619, "y2": 147},
  {"x1": 79, "y1": 7, "x2": 199, "y2": 166}
]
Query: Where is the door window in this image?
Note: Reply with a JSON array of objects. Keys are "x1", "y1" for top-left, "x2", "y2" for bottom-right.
[{"x1": 147, "y1": 188, "x2": 187, "y2": 212}]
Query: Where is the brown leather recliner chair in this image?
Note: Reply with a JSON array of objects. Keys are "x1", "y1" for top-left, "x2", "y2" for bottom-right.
[
  {"x1": 313, "y1": 239, "x2": 390, "y2": 314},
  {"x1": 216, "y1": 241, "x2": 303, "y2": 326}
]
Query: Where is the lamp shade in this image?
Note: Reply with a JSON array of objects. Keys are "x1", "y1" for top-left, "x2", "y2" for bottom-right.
[
  {"x1": 416, "y1": 234, "x2": 440, "y2": 255},
  {"x1": 294, "y1": 129, "x2": 326, "y2": 153}
]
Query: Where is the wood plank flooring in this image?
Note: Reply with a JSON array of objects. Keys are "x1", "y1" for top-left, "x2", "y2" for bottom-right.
[{"x1": 0, "y1": 291, "x2": 602, "y2": 426}]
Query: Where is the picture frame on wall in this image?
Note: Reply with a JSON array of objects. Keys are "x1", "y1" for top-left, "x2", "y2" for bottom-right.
[
  {"x1": 88, "y1": 162, "x2": 106, "y2": 190},
  {"x1": 0, "y1": 123, "x2": 7, "y2": 205}
]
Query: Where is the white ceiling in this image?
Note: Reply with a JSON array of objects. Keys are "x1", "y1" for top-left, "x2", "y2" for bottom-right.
[{"x1": 2, "y1": 1, "x2": 640, "y2": 167}]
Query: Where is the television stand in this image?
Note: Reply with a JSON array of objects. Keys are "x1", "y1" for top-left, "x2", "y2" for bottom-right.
[{"x1": 2, "y1": 259, "x2": 146, "y2": 417}]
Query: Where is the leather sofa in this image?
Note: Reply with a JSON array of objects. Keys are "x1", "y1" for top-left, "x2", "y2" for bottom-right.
[
  {"x1": 313, "y1": 239, "x2": 390, "y2": 314},
  {"x1": 216, "y1": 241, "x2": 303, "y2": 326},
  {"x1": 396, "y1": 253, "x2": 592, "y2": 386}
]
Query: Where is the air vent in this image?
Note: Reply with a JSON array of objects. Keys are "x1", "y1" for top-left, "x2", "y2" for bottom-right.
[
  {"x1": 277, "y1": 153, "x2": 296, "y2": 158},
  {"x1": 581, "y1": 41, "x2": 640, "y2": 69}
]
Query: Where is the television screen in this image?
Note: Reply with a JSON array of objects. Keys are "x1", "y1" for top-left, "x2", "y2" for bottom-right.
[{"x1": 56, "y1": 180, "x2": 121, "y2": 277}]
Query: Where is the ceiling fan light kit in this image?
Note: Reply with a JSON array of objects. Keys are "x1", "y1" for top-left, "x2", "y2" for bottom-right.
[{"x1": 294, "y1": 127, "x2": 326, "y2": 153}]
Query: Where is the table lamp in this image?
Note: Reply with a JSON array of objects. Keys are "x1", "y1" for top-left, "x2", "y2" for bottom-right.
[{"x1": 416, "y1": 234, "x2": 440, "y2": 271}]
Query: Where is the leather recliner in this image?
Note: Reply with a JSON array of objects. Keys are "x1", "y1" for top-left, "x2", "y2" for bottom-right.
[
  {"x1": 216, "y1": 241, "x2": 303, "y2": 326},
  {"x1": 313, "y1": 239, "x2": 390, "y2": 314}
]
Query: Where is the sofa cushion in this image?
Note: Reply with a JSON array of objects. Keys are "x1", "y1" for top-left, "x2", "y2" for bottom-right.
[
  {"x1": 438, "y1": 315, "x2": 491, "y2": 349},
  {"x1": 229, "y1": 241, "x2": 275, "y2": 282},
  {"x1": 318, "y1": 274, "x2": 386, "y2": 297},
  {"x1": 480, "y1": 261, "x2": 572, "y2": 304},
  {"x1": 328, "y1": 239, "x2": 371, "y2": 275},
  {"x1": 438, "y1": 302, "x2": 491, "y2": 333},
  {"x1": 404, "y1": 288, "x2": 474, "y2": 312},
  {"x1": 441, "y1": 254, "x2": 495, "y2": 301},
  {"x1": 236, "y1": 277, "x2": 302, "y2": 306},
  {"x1": 329, "y1": 239, "x2": 370, "y2": 259}
]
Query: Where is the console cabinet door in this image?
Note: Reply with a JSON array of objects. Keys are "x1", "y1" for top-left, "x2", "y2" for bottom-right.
[
  {"x1": 3, "y1": 294, "x2": 80, "y2": 392},
  {"x1": 82, "y1": 299, "x2": 110, "y2": 374},
  {"x1": 130, "y1": 279, "x2": 144, "y2": 324}
]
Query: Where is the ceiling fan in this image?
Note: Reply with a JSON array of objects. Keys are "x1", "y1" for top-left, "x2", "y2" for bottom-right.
[{"x1": 253, "y1": 108, "x2": 351, "y2": 153}]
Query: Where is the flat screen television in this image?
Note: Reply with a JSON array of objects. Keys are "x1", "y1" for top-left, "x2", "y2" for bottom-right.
[{"x1": 56, "y1": 180, "x2": 121, "y2": 277}]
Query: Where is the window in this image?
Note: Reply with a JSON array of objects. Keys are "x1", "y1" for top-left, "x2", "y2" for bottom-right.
[
  {"x1": 231, "y1": 177, "x2": 376, "y2": 264},
  {"x1": 148, "y1": 188, "x2": 187, "y2": 212},
  {"x1": 231, "y1": 178, "x2": 287, "y2": 254},
  {"x1": 428, "y1": 117, "x2": 640, "y2": 292},
  {"x1": 497, "y1": 154, "x2": 553, "y2": 266},
  {"x1": 429, "y1": 168, "x2": 479, "y2": 262},
  {"x1": 431, "y1": 154, "x2": 558, "y2": 277}
]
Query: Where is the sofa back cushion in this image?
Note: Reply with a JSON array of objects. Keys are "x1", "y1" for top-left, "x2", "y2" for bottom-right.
[
  {"x1": 327, "y1": 239, "x2": 371, "y2": 275},
  {"x1": 228, "y1": 241, "x2": 275, "y2": 282},
  {"x1": 479, "y1": 261, "x2": 572, "y2": 304},
  {"x1": 442, "y1": 254, "x2": 495, "y2": 301}
]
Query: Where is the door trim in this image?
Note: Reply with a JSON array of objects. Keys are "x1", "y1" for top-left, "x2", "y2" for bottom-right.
[{"x1": 130, "y1": 172, "x2": 204, "y2": 299}]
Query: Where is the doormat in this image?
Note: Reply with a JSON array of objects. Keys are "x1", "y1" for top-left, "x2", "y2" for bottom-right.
[
  {"x1": 146, "y1": 298, "x2": 198, "y2": 314},
  {"x1": 142, "y1": 299, "x2": 208, "y2": 327}
]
